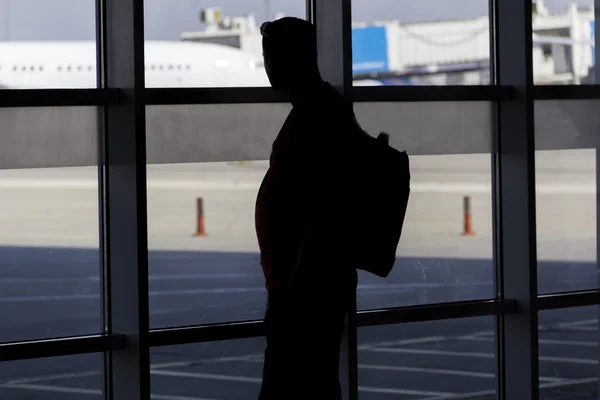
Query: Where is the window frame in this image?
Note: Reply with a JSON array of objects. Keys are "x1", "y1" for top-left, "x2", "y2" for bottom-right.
[{"x1": 0, "y1": 1, "x2": 599, "y2": 400}]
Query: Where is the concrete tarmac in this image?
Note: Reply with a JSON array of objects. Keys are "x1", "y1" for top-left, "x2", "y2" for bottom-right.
[{"x1": 0, "y1": 149, "x2": 598, "y2": 399}]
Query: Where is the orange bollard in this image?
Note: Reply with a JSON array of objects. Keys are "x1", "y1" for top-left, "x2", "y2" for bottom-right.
[
  {"x1": 461, "y1": 195, "x2": 475, "y2": 236},
  {"x1": 193, "y1": 197, "x2": 208, "y2": 237}
]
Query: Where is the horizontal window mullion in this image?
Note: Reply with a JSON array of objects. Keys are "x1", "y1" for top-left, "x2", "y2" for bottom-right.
[
  {"x1": 0, "y1": 88, "x2": 119, "y2": 107},
  {"x1": 537, "y1": 290, "x2": 600, "y2": 310},
  {"x1": 357, "y1": 299, "x2": 516, "y2": 327},
  {"x1": 0, "y1": 334, "x2": 125, "y2": 362}
]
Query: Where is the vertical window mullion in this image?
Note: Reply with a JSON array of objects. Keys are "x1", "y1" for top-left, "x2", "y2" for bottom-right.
[
  {"x1": 494, "y1": 0, "x2": 539, "y2": 399},
  {"x1": 101, "y1": 0, "x2": 149, "y2": 398}
]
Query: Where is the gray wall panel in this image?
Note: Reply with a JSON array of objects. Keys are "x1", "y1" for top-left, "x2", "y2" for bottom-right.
[
  {"x1": 535, "y1": 100, "x2": 600, "y2": 151},
  {"x1": 0, "y1": 107, "x2": 97, "y2": 169},
  {"x1": 145, "y1": 104, "x2": 290, "y2": 164},
  {"x1": 1, "y1": 100, "x2": 597, "y2": 170},
  {"x1": 353, "y1": 101, "x2": 493, "y2": 155}
]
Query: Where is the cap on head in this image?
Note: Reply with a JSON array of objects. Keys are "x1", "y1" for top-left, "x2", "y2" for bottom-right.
[{"x1": 260, "y1": 17, "x2": 317, "y2": 62}]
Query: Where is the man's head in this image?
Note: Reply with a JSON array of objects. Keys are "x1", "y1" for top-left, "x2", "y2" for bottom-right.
[{"x1": 260, "y1": 17, "x2": 319, "y2": 91}]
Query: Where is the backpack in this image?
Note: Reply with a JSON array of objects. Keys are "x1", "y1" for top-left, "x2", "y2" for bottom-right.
[
  {"x1": 290, "y1": 85, "x2": 411, "y2": 281},
  {"x1": 344, "y1": 121, "x2": 411, "y2": 278}
]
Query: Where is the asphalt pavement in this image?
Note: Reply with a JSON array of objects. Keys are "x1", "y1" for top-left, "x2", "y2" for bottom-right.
[{"x1": 0, "y1": 150, "x2": 598, "y2": 399}]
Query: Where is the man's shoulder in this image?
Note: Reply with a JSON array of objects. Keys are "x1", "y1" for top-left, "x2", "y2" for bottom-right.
[{"x1": 296, "y1": 87, "x2": 352, "y2": 126}]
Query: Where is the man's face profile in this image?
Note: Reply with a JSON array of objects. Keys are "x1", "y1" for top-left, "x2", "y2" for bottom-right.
[{"x1": 262, "y1": 42, "x2": 284, "y2": 90}]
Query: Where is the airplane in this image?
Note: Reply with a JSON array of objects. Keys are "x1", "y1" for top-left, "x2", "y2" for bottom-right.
[
  {"x1": 0, "y1": 40, "x2": 272, "y2": 89},
  {"x1": 0, "y1": 35, "x2": 590, "y2": 89}
]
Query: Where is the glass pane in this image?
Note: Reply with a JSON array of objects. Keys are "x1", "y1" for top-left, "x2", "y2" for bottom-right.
[
  {"x1": 532, "y1": 2, "x2": 595, "y2": 85},
  {"x1": 358, "y1": 317, "x2": 497, "y2": 399},
  {"x1": 353, "y1": 102, "x2": 494, "y2": 310},
  {"x1": 535, "y1": 101, "x2": 597, "y2": 294},
  {"x1": 146, "y1": 104, "x2": 290, "y2": 328},
  {"x1": 538, "y1": 305, "x2": 598, "y2": 399},
  {"x1": 351, "y1": 0, "x2": 490, "y2": 86},
  {"x1": 0, "y1": 108, "x2": 100, "y2": 343},
  {"x1": 151, "y1": 338, "x2": 265, "y2": 399},
  {"x1": 0, "y1": 0, "x2": 97, "y2": 89},
  {"x1": 0, "y1": 107, "x2": 98, "y2": 170},
  {"x1": 0, "y1": 353, "x2": 102, "y2": 399},
  {"x1": 143, "y1": 1, "x2": 306, "y2": 88},
  {"x1": 353, "y1": 102, "x2": 492, "y2": 155}
]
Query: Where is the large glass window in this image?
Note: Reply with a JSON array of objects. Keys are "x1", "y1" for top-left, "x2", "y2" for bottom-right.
[
  {"x1": 358, "y1": 317, "x2": 497, "y2": 399},
  {"x1": 538, "y1": 306, "x2": 599, "y2": 399},
  {"x1": 351, "y1": 0, "x2": 491, "y2": 86},
  {"x1": 0, "y1": 353, "x2": 103, "y2": 399},
  {"x1": 142, "y1": 1, "x2": 306, "y2": 88},
  {"x1": 353, "y1": 102, "x2": 494, "y2": 310},
  {"x1": 0, "y1": 107, "x2": 100, "y2": 343},
  {"x1": 151, "y1": 338, "x2": 265, "y2": 399},
  {"x1": 531, "y1": 1, "x2": 595, "y2": 85},
  {"x1": 2, "y1": 1, "x2": 600, "y2": 400},
  {"x1": 0, "y1": 0, "x2": 97, "y2": 89},
  {"x1": 146, "y1": 103, "x2": 290, "y2": 328},
  {"x1": 535, "y1": 100, "x2": 598, "y2": 294}
]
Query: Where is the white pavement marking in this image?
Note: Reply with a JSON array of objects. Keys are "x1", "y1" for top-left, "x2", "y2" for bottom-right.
[
  {"x1": 463, "y1": 336, "x2": 597, "y2": 346},
  {"x1": 357, "y1": 319, "x2": 598, "y2": 350},
  {"x1": 557, "y1": 319, "x2": 597, "y2": 326},
  {"x1": 151, "y1": 355, "x2": 259, "y2": 369},
  {"x1": 152, "y1": 369, "x2": 457, "y2": 398},
  {"x1": 362, "y1": 347, "x2": 599, "y2": 364},
  {"x1": 238, "y1": 357, "x2": 562, "y2": 383},
  {"x1": 357, "y1": 364, "x2": 562, "y2": 383},
  {"x1": 0, "y1": 383, "x2": 220, "y2": 400},
  {"x1": 0, "y1": 179, "x2": 595, "y2": 194},
  {"x1": 3, "y1": 370, "x2": 101, "y2": 385},
  {"x1": 0, "y1": 383, "x2": 101, "y2": 395},
  {"x1": 0, "y1": 273, "x2": 259, "y2": 284},
  {"x1": 2, "y1": 356, "x2": 259, "y2": 385},
  {"x1": 357, "y1": 335, "x2": 447, "y2": 350},
  {"x1": 420, "y1": 377, "x2": 599, "y2": 400},
  {"x1": 151, "y1": 370, "x2": 261, "y2": 383},
  {"x1": 357, "y1": 385, "x2": 455, "y2": 397},
  {"x1": 150, "y1": 395, "x2": 221, "y2": 400},
  {"x1": 567, "y1": 326, "x2": 597, "y2": 331}
]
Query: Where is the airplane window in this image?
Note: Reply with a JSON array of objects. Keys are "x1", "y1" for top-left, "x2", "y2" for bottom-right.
[
  {"x1": 58, "y1": 66, "x2": 63, "y2": 72},
  {"x1": 29, "y1": 66, "x2": 35, "y2": 71},
  {"x1": 67, "y1": 66, "x2": 72, "y2": 71},
  {"x1": 159, "y1": 65, "x2": 164, "y2": 71},
  {"x1": 186, "y1": 65, "x2": 191, "y2": 70},
  {"x1": 177, "y1": 65, "x2": 182, "y2": 70},
  {"x1": 12, "y1": 66, "x2": 17, "y2": 72},
  {"x1": 168, "y1": 65, "x2": 173, "y2": 70},
  {"x1": 39, "y1": 66, "x2": 43, "y2": 71},
  {"x1": 88, "y1": 65, "x2": 93, "y2": 71},
  {"x1": 21, "y1": 66, "x2": 26, "y2": 71},
  {"x1": 77, "y1": 66, "x2": 82, "y2": 72}
]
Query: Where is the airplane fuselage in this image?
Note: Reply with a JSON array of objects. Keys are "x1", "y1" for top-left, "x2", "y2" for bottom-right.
[{"x1": 0, "y1": 40, "x2": 271, "y2": 89}]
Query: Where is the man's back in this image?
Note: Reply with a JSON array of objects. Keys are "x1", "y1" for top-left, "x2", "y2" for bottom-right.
[{"x1": 255, "y1": 82, "x2": 355, "y2": 293}]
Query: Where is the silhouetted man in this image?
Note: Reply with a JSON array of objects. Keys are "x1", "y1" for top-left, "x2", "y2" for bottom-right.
[{"x1": 255, "y1": 17, "x2": 358, "y2": 400}]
